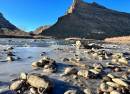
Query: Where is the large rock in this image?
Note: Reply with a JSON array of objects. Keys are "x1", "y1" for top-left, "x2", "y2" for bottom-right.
[{"x1": 40, "y1": 0, "x2": 130, "y2": 39}]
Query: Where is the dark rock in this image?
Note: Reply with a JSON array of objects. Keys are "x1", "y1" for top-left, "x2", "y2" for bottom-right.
[
  {"x1": 40, "y1": 0, "x2": 130, "y2": 39},
  {"x1": 0, "y1": 12, "x2": 28, "y2": 37},
  {"x1": 7, "y1": 52, "x2": 15, "y2": 56}
]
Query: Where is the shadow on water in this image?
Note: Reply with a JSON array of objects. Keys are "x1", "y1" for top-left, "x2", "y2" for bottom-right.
[
  {"x1": 0, "y1": 82, "x2": 10, "y2": 87},
  {"x1": 0, "y1": 90, "x2": 17, "y2": 94},
  {"x1": 51, "y1": 78, "x2": 83, "y2": 94},
  {"x1": 0, "y1": 82, "x2": 12, "y2": 94},
  {"x1": 56, "y1": 62, "x2": 71, "y2": 72}
]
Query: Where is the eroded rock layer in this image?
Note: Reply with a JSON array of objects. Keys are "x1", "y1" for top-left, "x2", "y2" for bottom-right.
[{"x1": 40, "y1": 0, "x2": 130, "y2": 39}]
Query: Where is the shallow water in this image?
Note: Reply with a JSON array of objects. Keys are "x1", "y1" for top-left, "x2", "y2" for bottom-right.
[
  {"x1": 0, "y1": 38, "x2": 130, "y2": 94},
  {"x1": 0, "y1": 38, "x2": 76, "y2": 93},
  {"x1": 0, "y1": 39, "x2": 71, "y2": 80}
]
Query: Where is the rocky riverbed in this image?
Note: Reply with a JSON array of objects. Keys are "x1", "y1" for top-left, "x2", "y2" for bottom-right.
[{"x1": 0, "y1": 38, "x2": 130, "y2": 94}]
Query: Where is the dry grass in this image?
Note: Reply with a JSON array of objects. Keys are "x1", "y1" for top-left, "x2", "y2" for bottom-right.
[{"x1": 104, "y1": 36, "x2": 130, "y2": 44}]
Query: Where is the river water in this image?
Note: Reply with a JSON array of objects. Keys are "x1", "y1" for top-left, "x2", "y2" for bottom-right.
[
  {"x1": 0, "y1": 38, "x2": 75, "y2": 93},
  {"x1": 1, "y1": 38, "x2": 130, "y2": 94}
]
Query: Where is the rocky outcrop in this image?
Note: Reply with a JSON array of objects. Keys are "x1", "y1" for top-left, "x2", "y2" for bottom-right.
[
  {"x1": 40, "y1": 0, "x2": 130, "y2": 39},
  {"x1": 33, "y1": 25, "x2": 51, "y2": 35},
  {"x1": 0, "y1": 13, "x2": 28, "y2": 36}
]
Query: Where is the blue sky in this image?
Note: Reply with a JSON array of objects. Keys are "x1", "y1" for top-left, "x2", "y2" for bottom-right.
[{"x1": 0, "y1": 0, "x2": 130, "y2": 32}]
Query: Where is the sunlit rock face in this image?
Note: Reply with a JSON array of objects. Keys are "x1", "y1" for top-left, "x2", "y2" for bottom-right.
[
  {"x1": 67, "y1": 0, "x2": 83, "y2": 14},
  {"x1": 40, "y1": 0, "x2": 130, "y2": 39},
  {"x1": 33, "y1": 25, "x2": 51, "y2": 35}
]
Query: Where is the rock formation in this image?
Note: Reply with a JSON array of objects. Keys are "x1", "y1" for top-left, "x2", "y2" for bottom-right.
[
  {"x1": 33, "y1": 25, "x2": 51, "y2": 35},
  {"x1": 40, "y1": 0, "x2": 130, "y2": 39},
  {"x1": 0, "y1": 12, "x2": 27, "y2": 37}
]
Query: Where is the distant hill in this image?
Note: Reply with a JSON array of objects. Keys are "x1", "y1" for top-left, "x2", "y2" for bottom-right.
[
  {"x1": 40, "y1": 0, "x2": 130, "y2": 39},
  {"x1": 33, "y1": 25, "x2": 51, "y2": 35},
  {"x1": 0, "y1": 12, "x2": 28, "y2": 37}
]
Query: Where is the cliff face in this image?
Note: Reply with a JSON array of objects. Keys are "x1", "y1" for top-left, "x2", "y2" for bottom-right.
[
  {"x1": 0, "y1": 13, "x2": 27, "y2": 36},
  {"x1": 33, "y1": 25, "x2": 51, "y2": 35},
  {"x1": 40, "y1": 0, "x2": 130, "y2": 39}
]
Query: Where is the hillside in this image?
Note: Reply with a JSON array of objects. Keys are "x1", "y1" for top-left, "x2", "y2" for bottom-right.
[
  {"x1": 40, "y1": 0, "x2": 130, "y2": 39},
  {"x1": 0, "y1": 13, "x2": 28, "y2": 37}
]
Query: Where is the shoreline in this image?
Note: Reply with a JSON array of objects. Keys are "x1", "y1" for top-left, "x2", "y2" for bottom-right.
[{"x1": 0, "y1": 35, "x2": 53, "y2": 39}]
